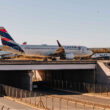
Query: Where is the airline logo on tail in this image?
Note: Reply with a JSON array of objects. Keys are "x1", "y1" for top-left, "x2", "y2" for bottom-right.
[{"x1": 0, "y1": 27, "x2": 24, "y2": 53}]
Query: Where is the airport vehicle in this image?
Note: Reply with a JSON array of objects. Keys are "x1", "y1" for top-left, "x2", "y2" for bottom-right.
[{"x1": 0, "y1": 27, "x2": 93, "y2": 60}]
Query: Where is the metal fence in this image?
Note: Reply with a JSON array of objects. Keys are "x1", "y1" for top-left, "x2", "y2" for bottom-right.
[
  {"x1": 0, "y1": 84, "x2": 109, "y2": 110},
  {"x1": 0, "y1": 104, "x2": 10, "y2": 110},
  {"x1": 46, "y1": 80, "x2": 110, "y2": 96}
]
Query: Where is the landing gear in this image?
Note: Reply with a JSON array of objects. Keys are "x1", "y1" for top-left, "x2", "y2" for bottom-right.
[
  {"x1": 52, "y1": 58, "x2": 56, "y2": 61},
  {"x1": 43, "y1": 58, "x2": 48, "y2": 62}
]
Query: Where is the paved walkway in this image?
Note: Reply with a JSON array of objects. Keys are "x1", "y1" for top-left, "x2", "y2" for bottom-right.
[
  {"x1": 0, "y1": 97, "x2": 38, "y2": 110},
  {"x1": 52, "y1": 89, "x2": 110, "y2": 106}
]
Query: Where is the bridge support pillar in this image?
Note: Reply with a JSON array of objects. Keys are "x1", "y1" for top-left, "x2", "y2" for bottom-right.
[
  {"x1": 27, "y1": 71, "x2": 34, "y2": 91},
  {"x1": 21, "y1": 70, "x2": 34, "y2": 91}
]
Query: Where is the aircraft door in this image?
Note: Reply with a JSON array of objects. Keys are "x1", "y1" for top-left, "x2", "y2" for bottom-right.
[{"x1": 80, "y1": 47, "x2": 85, "y2": 53}]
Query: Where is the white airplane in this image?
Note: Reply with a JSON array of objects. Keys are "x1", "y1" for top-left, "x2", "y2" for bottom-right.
[
  {"x1": 0, "y1": 27, "x2": 93, "y2": 60},
  {"x1": 0, "y1": 51, "x2": 14, "y2": 59},
  {"x1": 92, "y1": 53, "x2": 110, "y2": 59}
]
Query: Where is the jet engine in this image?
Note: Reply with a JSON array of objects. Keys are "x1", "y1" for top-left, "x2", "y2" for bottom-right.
[{"x1": 65, "y1": 53, "x2": 75, "y2": 60}]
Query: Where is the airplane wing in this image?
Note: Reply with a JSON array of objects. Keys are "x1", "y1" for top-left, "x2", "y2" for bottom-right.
[{"x1": 49, "y1": 40, "x2": 66, "y2": 59}]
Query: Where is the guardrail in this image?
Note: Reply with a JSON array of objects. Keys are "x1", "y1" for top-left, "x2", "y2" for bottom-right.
[
  {"x1": 0, "y1": 60, "x2": 97, "y2": 65},
  {"x1": 0, "y1": 84, "x2": 109, "y2": 110}
]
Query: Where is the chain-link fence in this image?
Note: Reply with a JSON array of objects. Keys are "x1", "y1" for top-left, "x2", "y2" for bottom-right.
[{"x1": 0, "y1": 84, "x2": 110, "y2": 110}]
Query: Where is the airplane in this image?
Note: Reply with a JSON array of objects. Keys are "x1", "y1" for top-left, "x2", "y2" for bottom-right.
[
  {"x1": 22, "y1": 42, "x2": 27, "y2": 45},
  {"x1": 92, "y1": 53, "x2": 110, "y2": 59},
  {"x1": 0, "y1": 51, "x2": 14, "y2": 59},
  {"x1": 0, "y1": 42, "x2": 27, "y2": 59},
  {"x1": 0, "y1": 27, "x2": 93, "y2": 60}
]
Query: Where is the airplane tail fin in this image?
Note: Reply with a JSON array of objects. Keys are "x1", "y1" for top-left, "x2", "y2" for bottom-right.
[
  {"x1": 0, "y1": 27, "x2": 24, "y2": 53},
  {"x1": 22, "y1": 42, "x2": 27, "y2": 45}
]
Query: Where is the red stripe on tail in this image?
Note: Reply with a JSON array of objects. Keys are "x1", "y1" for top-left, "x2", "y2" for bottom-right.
[
  {"x1": 0, "y1": 29, "x2": 7, "y2": 32},
  {"x1": 2, "y1": 38, "x2": 10, "y2": 41}
]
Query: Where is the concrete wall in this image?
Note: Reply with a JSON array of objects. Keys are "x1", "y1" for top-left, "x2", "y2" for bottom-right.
[
  {"x1": 0, "y1": 70, "x2": 33, "y2": 91},
  {"x1": 96, "y1": 61, "x2": 110, "y2": 84},
  {"x1": 40, "y1": 69, "x2": 95, "y2": 84}
]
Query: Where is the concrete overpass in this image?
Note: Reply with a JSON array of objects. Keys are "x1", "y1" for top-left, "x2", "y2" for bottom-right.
[
  {"x1": 0, "y1": 60, "x2": 97, "y2": 91},
  {"x1": 0, "y1": 60, "x2": 109, "y2": 92},
  {"x1": 0, "y1": 60, "x2": 96, "y2": 70}
]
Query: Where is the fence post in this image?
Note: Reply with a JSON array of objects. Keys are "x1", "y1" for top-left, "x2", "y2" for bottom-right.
[
  {"x1": 66, "y1": 80, "x2": 67, "y2": 89},
  {"x1": 84, "y1": 82, "x2": 86, "y2": 92},
  {"x1": 33, "y1": 92, "x2": 35, "y2": 106},
  {"x1": 0, "y1": 85, "x2": 1, "y2": 96},
  {"x1": 75, "y1": 101, "x2": 77, "y2": 110},
  {"x1": 93, "y1": 104, "x2": 95, "y2": 110},
  {"x1": 15, "y1": 88, "x2": 17, "y2": 99},
  {"x1": 70, "y1": 82, "x2": 72, "y2": 90},
  {"x1": 9, "y1": 87, "x2": 10, "y2": 97},
  {"x1": 58, "y1": 80, "x2": 60, "y2": 89},
  {"x1": 20, "y1": 90, "x2": 22, "y2": 101},
  {"x1": 51, "y1": 80, "x2": 52, "y2": 88},
  {"x1": 9, "y1": 87, "x2": 11, "y2": 97},
  {"x1": 52, "y1": 97, "x2": 54, "y2": 110},
  {"x1": 89, "y1": 83, "x2": 91, "y2": 93},
  {"x1": 1, "y1": 85, "x2": 3, "y2": 96},
  {"x1": 12, "y1": 88, "x2": 14, "y2": 98},
  {"x1": 103, "y1": 107, "x2": 106, "y2": 110},
  {"x1": 108, "y1": 86, "x2": 110, "y2": 96},
  {"x1": 62, "y1": 80, "x2": 63, "y2": 89},
  {"x1": 6, "y1": 86, "x2": 8, "y2": 96},
  {"x1": 106, "y1": 86, "x2": 108, "y2": 96},
  {"x1": 7, "y1": 108, "x2": 10, "y2": 110},
  {"x1": 78, "y1": 82, "x2": 80, "y2": 91},
  {"x1": 35, "y1": 92, "x2": 37, "y2": 106},
  {"x1": 39, "y1": 94, "x2": 41, "y2": 108},
  {"x1": 67, "y1": 99, "x2": 68, "y2": 110},
  {"x1": 45, "y1": 96, "x2": 47, "y2": 109},
  {"x1": 24, "y1": 91, "x2": 26, "y2": 103},
  {"x1": 83, "y1": 103, "x2": 85, "y2": 110},
  {"x1": 3, "y1": 85, "x2": 5, "y2": 96},
  {"x1": 59, "y1": 98, "x2": 61, "y2": 110},
  {"x1": 100, "y1": 84, "x2": 101, "y2": 95},
  {"x1": 54, "y1": 80, "x2": 56, "y2": 88},
  {"x1": 1, "y1": 105, "x2": 4, "y2": 110},
  {"x1": 74, "y1": 82, "x2": 76, "y2": 91},
  {"x1": 101, "y1": 85, "x2": 102, "y2": 96},
  {"x1": 30, "y1": 91, "x2": 31, "y2": 105},
  {"x1": 0, "y1": 85, "x2": 2, "y2": 96}
]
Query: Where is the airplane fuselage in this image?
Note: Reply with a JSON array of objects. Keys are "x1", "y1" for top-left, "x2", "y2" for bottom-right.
[{"x1": 21, "y1": 45, "x2": 93, "y2": 57}]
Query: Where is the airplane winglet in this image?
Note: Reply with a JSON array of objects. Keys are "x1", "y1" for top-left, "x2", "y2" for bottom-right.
[{"x1": 57, "y1": 40, "x2": 62, "y2": 47}]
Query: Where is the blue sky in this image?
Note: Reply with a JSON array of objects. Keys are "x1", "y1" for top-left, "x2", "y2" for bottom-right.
[{"x1": 0, "y1": 0, "x2": 110, "y2": 47}]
